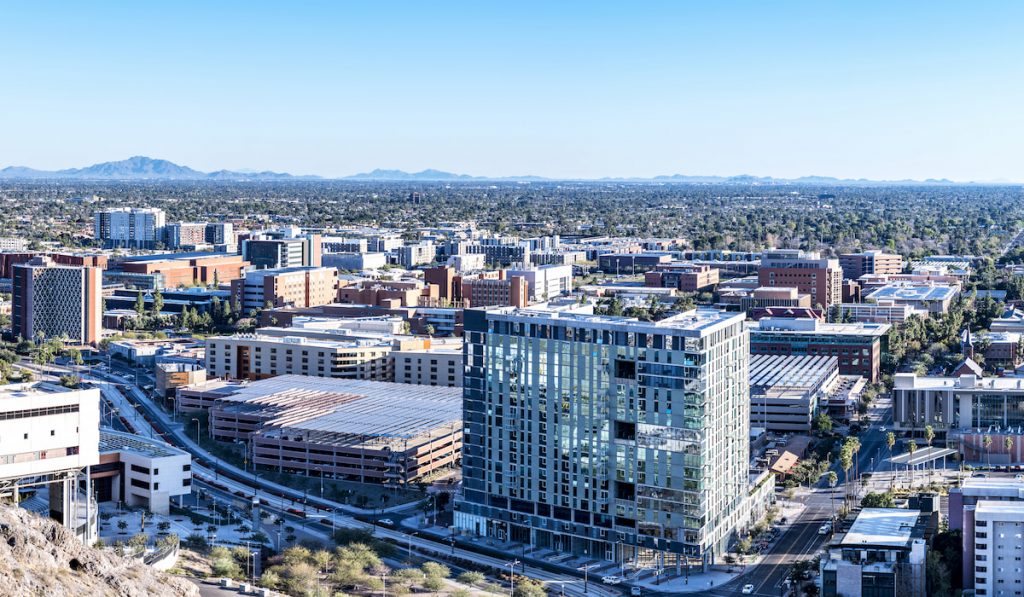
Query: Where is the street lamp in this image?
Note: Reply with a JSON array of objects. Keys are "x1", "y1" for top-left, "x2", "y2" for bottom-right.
[
  {"x1": 506, "y1": 560, "x2": 520, "y2": 597},
  {"x1": 407, "y1": 531, "x2": 419, "y2": 562},
  {"x1": 191, "y1": 418, "x2": 202, "y2": 447},
  {"x1": 578, "y1": 563, "x2": 596, "y2": 593},
  {"x1": 314, "y1": 466, "x2": 324, "y2": 499}
]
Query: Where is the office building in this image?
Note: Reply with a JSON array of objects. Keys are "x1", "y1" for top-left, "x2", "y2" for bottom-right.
[
  {"x1": 396, "y1": 242, "x2": 436, "y2": 268},
  {"x1": 819, "y1": 508, "x2": 928, "y2": 597},
  {"x1": 598, "y1": 252, "x2": 673, "y2": 274},
  {"x1": 749, "y1": 317, "x2": 890, "y2": 382},
  {"x1": 94, "y1": 207, "x2": 166, "y2": 249},
  {"x1": 838, "y1": 301, "x2": 925, "y2": 324},
  {"x1": 199, "y1": 375, "x2": 461, "y2": 485},
  {"x1": 94, "y1": 430, "x2": 192, "y2": 515},
  {"x1": 155, "y1": 363, "x2": 207, "y2": 401},
  {"x1": 0, "y1": 237, "x2": 28, "y2": 252},
  {"x1": 457, "y1": 306, "x2": 752, "y2": 571},
  {"x1": 749, "y1": 354, "x2": 839, "y2": 432},
  {"x1": 0, "y1": 382, "x2": 101, "y2": 540},
  {"x1": 424, "y1": 266, "x2": 456, "y2": 302},
  {"x1": 758, "y1": 249, "x2": 843, "y2": 309},
  {"x1": 108, "y1": 252, "x2": 249, "y2": 290},
  {"x1": 507, "y1": 264, "x2": 573, "y2": 302},
  {"x1": 739, "y1": 287, "x2": 812, "y2": 312},
  {"x1": 462, "y1": 274, "x2": 529, "y2": 308},
  {"x1": 839, "y1": 250, "x2": 904, "y2": 280},
  {"x1": 645, "y1": 262, "x2": 720, "y2": 292},
  {"x1": 863, "y1": 282, "x2": 960, "y2": 315},
  {"x1": 893, "y1": 373, "x2": 1024, "y2": 463},
  {"x1": 205, "y1": 222, "x2": 234, "y2": 246},
  {"x1": 12, "y1": 256, "x2": 103, "y2": 344},
  {"x1": 322, "y1": 252, "x2": 388, "y2": 272},
  {"x1": 230, "y1": 266, "x2": 337, "y2": 312},
  {"x1": 242, "y1": 233, "x2": 322, "y2": 269}
]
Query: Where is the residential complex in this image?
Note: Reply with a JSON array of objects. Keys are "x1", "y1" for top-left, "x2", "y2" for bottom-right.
[
  {"x1": 949, "y1": 478, "x2": 1024, "y2": 593},
  {"x1": 12, "y1": 255, "x2": 103, "y2": 344},
  {"x1": 392, "y1": 344, "x2": 464, "y2": 387},
  {"x1": 456, "y1": 306, "x2": 755, "y2": 572},
  {"x1": 94, "y1": 207, "x2": 166, "y2": 249},
  {"x1": 229, "y1": 265, "x2": 337, "y2": 312},
  {"x1": 507, "y1": 264, "x2": 573, "y2": 302},
  {"x1": 204, "y1": 333, "x2": 395, "y2": 381},
  {"x1": 838, "y1": 250, "x2": 904, "y2": 280}
]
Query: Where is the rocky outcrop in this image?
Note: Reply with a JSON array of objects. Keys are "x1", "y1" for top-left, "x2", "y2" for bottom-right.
[{"x1": 0, "y1": 506, "x2": 199, "y2": 596}]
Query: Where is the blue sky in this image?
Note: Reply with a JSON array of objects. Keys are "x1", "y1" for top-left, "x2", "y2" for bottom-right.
[{"x1": 2, "y1": 1, "x2": 1022, "y2": 180}]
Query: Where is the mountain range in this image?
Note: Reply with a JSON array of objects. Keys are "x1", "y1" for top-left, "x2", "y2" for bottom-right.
[{"x1": 0, "y1": 156, "x2": 1008, "y2": 185}]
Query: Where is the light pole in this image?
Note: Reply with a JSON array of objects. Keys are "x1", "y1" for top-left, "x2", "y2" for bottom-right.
[
  {"x1": 506, "y1": 560, "x2": 520, "y2": 597},
  {"x1": 314, "y1": 466, "x2": 324, "y2": 499},
  {"x1": 407, "y1": 531, "x2": 419, "y2": 562},
  {"x1": 191, "y1": 418, "x2": 201, "y2": 447},
  {"x1": 578, "y1": 563, "x2": 595, "y2": 593}
]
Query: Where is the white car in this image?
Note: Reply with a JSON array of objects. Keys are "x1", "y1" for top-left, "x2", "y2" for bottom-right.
[
  {"x1": 378, "y1": 518, "x2": 393, "y2": 526},
  {"x1": 819, "y1": 523, "x2": 832, "y2": 535},
  {"x1": 742, "y1": 584, "x2": 755, "y2": 594},
  {"x1": 879, "y1": 426, "x2": 887, "y2": 433},
  {"x1": 601, "y1": 576, "x2": 622, "y2": 585}
]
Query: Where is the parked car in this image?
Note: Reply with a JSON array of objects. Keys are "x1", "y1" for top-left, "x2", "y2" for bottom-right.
[
  {"x1": 818, "y1": 522, "x2": 832, "y2": 535},
  {"x1": 742, "y1": 584, "x2": 755, "y2": 594},
  {"x1": 602, "y1": 576, "x2": 622, "y2": 585}
]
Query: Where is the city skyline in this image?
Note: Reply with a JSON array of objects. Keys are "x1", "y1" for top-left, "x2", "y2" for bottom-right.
[{"x1": 3, "y1": 2, "x2": 1023, "y2": 181}]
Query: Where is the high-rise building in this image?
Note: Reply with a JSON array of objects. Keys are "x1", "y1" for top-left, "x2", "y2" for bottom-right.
[
  {"x1": 758, "y1": 249, "x2": 843, "y2": 309},
  {"x1": 204, "y1": 222, "x2": 234, "y2": 246},
  {"x1": 94, "y1": 207, "x2": 167, "y2": 249},
  {"x1": 949, "y1": 478, "x2": 1024, "y2": 592},
  {"x1": 242, "y1": 232, "x2": 322, "y2": 269},
  {"x1": 12, "y1": 256, "x2": 103, "y2": 344},
  {"x1": 838, "y1": 250, "x2": 904, "y2": 280},
  {"x1": 165, "y1": 222, "x2": 208, "y2": 248},
  {"x1": 507, "y1": 264, "x2": 573, "y2": 302},
  {"x1": 229, "y1": 266, "x2": 337, "y2": 312},
  {"x1": 457, "y1": 306, "x2": 751, "y2": 571}
]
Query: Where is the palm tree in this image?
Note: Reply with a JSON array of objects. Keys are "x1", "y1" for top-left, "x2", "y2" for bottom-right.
[
  {"x1": 1005, "y1": 436, "x2": 1015, "y2": 466},
  {"x1": 984, "y1": 435, "x2": 993, "y2": 469},
  {"x1": 826, "y1": 471, "x2": 838, "y2": 521},
  {"x1": 840, "y1": 446, "x2": 854, "y2": 507}
]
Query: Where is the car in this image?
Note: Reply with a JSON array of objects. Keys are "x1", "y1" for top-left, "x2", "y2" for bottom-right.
[
  {"x1": 630, "y1": 588, "x2": 642, "y2": 596},
  {"x1": 378, "y1": 518, "x2": 394, "y2": 526},
  {"x1": 601, "y1": 576, "x2": 622, "y2": 585},
  {"x1": 818, "y1": 523, "x2": 832, "y2": 535},
  {"x1": 742, "y1": 584, "x2": 755, "y2": 594},
  {"x1": 879, "y1": 426, "x2": 887, "y2": 433}
]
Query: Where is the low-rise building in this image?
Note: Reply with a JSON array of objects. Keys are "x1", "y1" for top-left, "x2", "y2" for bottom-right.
[
  {"x1": 739, "y1": 287, "x2": 811, "y2": 312},
  {"x1": 863, "y1": 282, "x2": 960, "y2": 315},
  {"x1": 507, "y1": 264, "x2": 573, "y2": 302},
  {"x1": 645, "y1": 262, "x2": 720, "y2": 292},
  {"x1": 231, "y1": 266, "x2": 338, "y2": 312},
  {"x1": 94, "y1": 430, "x2": 191, "y2": 515},
  {"x1": 201, "y1": 375, "x2": 461, "y2": 485},
  {"x1": 205, "y1": 333, "x2": 396, "y2": 381},
  {"x1": 392, "y1": 344, "x2": 463, "y2": 387},
  {"x1": 750, "y1": 317, "x2": 890, "y2": 382},
  {"x1": 838, "y1": 250, "x2": 904, "y2": 280},
  {"x1": 819, "y1": 508, "x2": 928, "y2": 597},
  {"x1": 597, "y1": 252, "x2": 673, "y2": 274},
  {"x1": 838, "y1": 300, "x2": 925, "y2": 323},
  {"x1": 749, "y1": 354, "x2": 838, "y2": 432},
  {"x1": 155, "y1": 362, "x2": 206, "y2": 401}
]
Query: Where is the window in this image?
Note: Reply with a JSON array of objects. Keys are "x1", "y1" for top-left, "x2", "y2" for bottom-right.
[
  {"x1": 130, "y1": 478, "x2": 150, "y2": 490},
  {"x1": 131, "y1": 464, "x2": 151, "y2": 475}
]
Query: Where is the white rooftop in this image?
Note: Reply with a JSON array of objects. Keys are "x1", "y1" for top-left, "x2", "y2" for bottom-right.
[{"x1": 841, "y1": 508, "x2": 921, "y2": 548}]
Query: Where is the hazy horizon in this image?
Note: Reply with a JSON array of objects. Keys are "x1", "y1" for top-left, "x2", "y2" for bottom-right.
[{"x1": 3, "y1": 1, "x2": 1023, "y2": 181}]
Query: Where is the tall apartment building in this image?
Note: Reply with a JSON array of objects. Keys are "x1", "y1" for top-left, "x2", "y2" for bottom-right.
[
  {"x1": 839, "y1": 250, "x2": 904, "y2": 280},
  {"x1": 397, "y1": 242, "x2": 435, "y2": 268},
  {"x1": 12, "y1": 256, "x2": 103, "y2": 344},
  {"x1": 457, "y1": 306, "x2": 751, "y2": 572},
  {"x1": 758, "y1": 249, "x2": 843, "y2": 309},
  {"x1": 949, "y1": 478, "x2": 1024, "y2": 593},
  {"x1": 0, "y1": 382, "x2": 101, "y2": 540},
  {"x1": 165, "y1": 222, "x2": 208, "y2": 248},
  {"x1": 230, "y1": 266, "x2": 337, "y2": 312},
  {"x1": 205, "y1": 222, "x2": 234, "y2": 246},
  {"x1": 507, "y1": 264, "x2": 573, "y2": 302},
  {"x1": 242, "y1": 233, "x2": 322, "y2": 270},
  {"x1": 94, "y1": 207, "x2": 166, "y2": 249}
]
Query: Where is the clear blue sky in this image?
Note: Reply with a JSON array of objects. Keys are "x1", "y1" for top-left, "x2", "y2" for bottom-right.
[{"x1": 2, "y1": 1, "x2": 1022, "y2": 180}]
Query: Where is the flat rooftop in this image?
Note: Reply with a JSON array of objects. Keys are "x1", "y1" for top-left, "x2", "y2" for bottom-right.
[
  {"x1": 865, "y1": 283, "x2": 958, "y2": 302},
  {"x1": 0, "y1": 381, "x2": 85, "y2": 398},
  {"x1": 752, "y1": 318, "x2": 890, "y2": 337},
  {"x1": 214, "y1": 332, "x2": 392, "y2": 350},
  {"x1": 99, "y1": 429, "x2": 189, "y2": 459},
  {"x1": 894, "y1": 373, "x2": 1024, "y2": 392},
  {"x1": 215, "y1": 375, "x2": 461, "y2": 442},
  {"x1": 484, "y1": 306, "x2": 745, "y2": 337},
  {"x1": 749, "y1": 354, "x2": 838, "y2": 393},
  {"x1": 840, "y1": 508, "x2": 923, "y2": 548}
]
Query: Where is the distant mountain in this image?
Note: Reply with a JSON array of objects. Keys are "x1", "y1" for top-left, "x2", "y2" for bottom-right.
[
  {"x1": 0, "y1": 156, "x2": 319, "y2": 181},
  {"x1": 0, "y1": 157, "x2": 1016, "y2": 185}
]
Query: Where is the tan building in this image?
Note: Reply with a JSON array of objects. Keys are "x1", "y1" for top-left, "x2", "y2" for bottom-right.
[
  {"x1": 205, "y1": 333, "x2": 394, "y2": 381},
  {"x1": 230, "y1": 266, "x2": 337, "y2": 312},
  {"x1": 461, "y1": 273, "x2": 528, "y2": 308},
  {"x1": 838, "y1": 250, "x2": 903, "y2": 280},
  {"x1": 392, "y1": 344, "x2": 463, "y2": 387},
  {"x1": 155, "y1": 362, "x2": 207, "y2": 401},
  {"x1": 12, "y1": 256, "x2": 103, "y2": 345},
  {"x1": 739, "y1": 287, "x2": 811, "y2": 312},
  {"x1": 645, "y1": 262, "x2": 720, "y2": 292}
]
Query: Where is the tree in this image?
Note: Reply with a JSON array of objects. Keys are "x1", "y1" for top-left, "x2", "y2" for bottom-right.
[
  {"x1": 420, "y1": 562, "x2": 450, "y2": 579},
  {"x1": 860, "y1": 492, "x2": 896, "y2": 508},
  {"x1": 826, "y1": 471, "x2": 838, "y2": 520},
  {"x1": 1005, "y1": 436, "x2": 1015, "y2": 464},
  {"x1": 924, "y1": 424, "x2": 936, "y2": 480},
  {"x1": 839, "y1": 446, "x2": 854, "y2": 507},
  {"x1": 157, "y1": 521, "x2": 171, "y2": 534},
  {"x1": 151, "y1": 289, "x2": 164, "y2": 318},
  {"x1": 134, "y1": 291, "x2": 146, "y2": 317},
  {"x1": 984, "y1": 434, "x2": 993, "y2": 468},
  {"x1": 813, "y1": 411, "x2": 833, "y2": 435},
  {"x1": 886, "y1": 431, "x2": 896, "y2": 490},
  {"x1": 457, "y1": 571, "x2": 485, "y2": 586},
  {"x1": 117, "y1": 519, "x2": 128, "y2": 533},
  {"x1": 907, "y1": 440, "x2": 918, "y2": 487}
]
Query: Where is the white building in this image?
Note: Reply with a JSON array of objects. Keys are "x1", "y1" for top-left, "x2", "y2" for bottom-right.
[
  {"x1": 838, "y1": 300, "x2": 926, "y2": 323},
  {"x1": 972, "y1": 501, "x2": 1024, "y2": 596},
  {"x1": 0, "y1": 382, "x2": 101, "y2": 540},
  {"x1": 507, "y1": 264, "x2": 573, "y2": 302},
  {"x1": 446, "y1": 253, "x2": 486, "y2": 273},
  {"x1": 94, "y1": 207, "x2": 167, "y2": 249},
  {"x1": 97, "y1": 430, "x2": 192, "y2": 515},
  {"x1": 0, "y1": 237, "x2": 29, "y2": 251}
]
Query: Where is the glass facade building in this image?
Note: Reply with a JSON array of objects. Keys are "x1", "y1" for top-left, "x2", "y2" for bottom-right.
[{"x1": 455, "y1": 306, "x2": 750, "y2": 572}]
